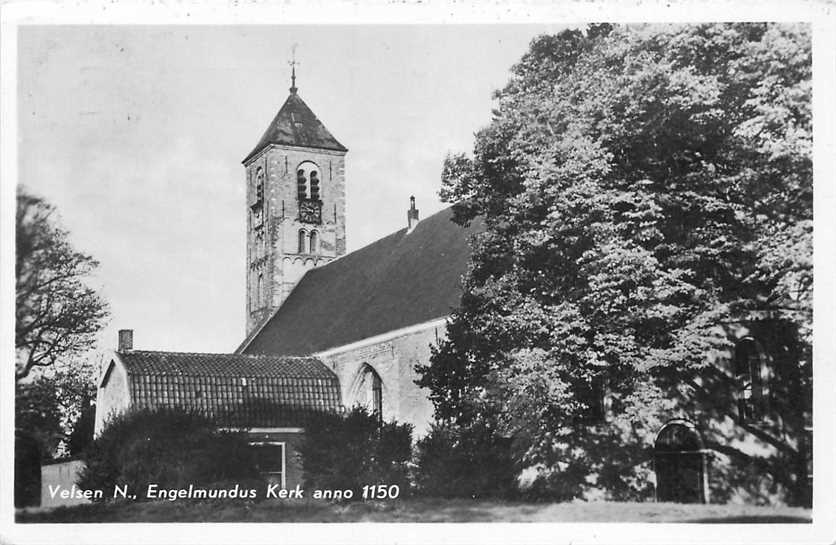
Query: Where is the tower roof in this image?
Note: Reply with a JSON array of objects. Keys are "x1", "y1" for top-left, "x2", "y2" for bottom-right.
[{"x1": 243, "y1": 92, "x2": 347, "y2": 163}]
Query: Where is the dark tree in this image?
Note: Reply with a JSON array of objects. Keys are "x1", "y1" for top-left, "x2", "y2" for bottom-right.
[
  {"x1": 15, "y1": 364, "x2": 98, "y2": 461},
  {"x1": 15, "y1": 379, "x2": 63, "y2": 462},
  {"x1": 78, "y1": 408, "x2": 263, "y2": 501},
  {"x1": 298, "y1": 406, "x2": 412, "y2": 496},
  {"x1": 15, "y1": 186, "x2": 109, "y2": 381}
]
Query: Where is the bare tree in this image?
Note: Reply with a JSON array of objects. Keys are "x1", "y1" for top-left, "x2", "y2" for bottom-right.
[{"x1": 15, "y1": 186, "x2": 109, "y2": 381}]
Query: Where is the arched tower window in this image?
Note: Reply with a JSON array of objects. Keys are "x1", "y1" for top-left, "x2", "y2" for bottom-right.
[
  {"x1": 310, "y1": 171, "x2": 320, "y2": 200},
  {"x1": 255, "y1": 167, "x2": 264, "y2": 204},
  {"x1": 309, "y1": 231, "x2": 318, "y2": 254},
  {"x1": 296, "y1": 161, "x2": 321, "y2": 201},
  {"x1": 297, "y1": 169, "x2": 307, "y2": 200},
  {"x1": 298, "y1": 229, "x2": 307, "y2": 254},
  {"x1": 734, "y1": 337, "x2": 769, "y2": 421},
  {"x1": 256, "y1": 272, "x2": 263, "y2": 309},
  {"x1": 254, "y1": 229, "x2": 264, "y2": 259}
]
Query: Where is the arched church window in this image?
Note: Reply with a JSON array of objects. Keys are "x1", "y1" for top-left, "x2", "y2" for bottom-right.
[
  {"x1": 734, "y1": 337, "x2": 768, "y2": 421},
  {"x1": 372, "y1": 372, "x2": 382, "y2": 418},
  {"x1": 309, "y1": 231, "x2": 318, "y2": 254},
  {"x1": 580, "y1": 375, "x2": 609, "y2": 423},
  {"x1": 354, "y1": 364, "x2": 383, "y2": 419},
  {"x1": 297, "y1": 169, "x2": 307, "y2": 200},
  {"x1": 256, "y1": 272, "x2": 263, "y2": 309},
  {"x1": 310, "y1": 171, "x2": 320, "y2": 200},
  {"x1": 298, "y1": 229, "x2": 307, "y2": 254}
]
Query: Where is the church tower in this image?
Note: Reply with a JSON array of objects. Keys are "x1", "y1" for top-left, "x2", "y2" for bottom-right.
[{"x1": 243, "y1": 66, "x2": 347, "y2": 334}]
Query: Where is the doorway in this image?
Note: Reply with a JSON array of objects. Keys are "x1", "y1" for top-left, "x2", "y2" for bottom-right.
[{"x1": 654, "y1": 419, "x2": 709, "y2": 503}]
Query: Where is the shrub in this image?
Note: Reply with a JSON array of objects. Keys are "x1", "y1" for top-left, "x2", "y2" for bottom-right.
[
  {"x1": 298, "y1": 406, "x2": 412, "y2": 497},
  {"x1": 413, "y1": 420, "x2": 517, "y2": 499},
  {"x1": 15, "y1": 430, "x2": 42, "y2": 507},
  {"x1": 77, "y1": 408, "x2": 263, "y2": 501},
  {"x1": 67, "y1": 401, "x2": 96, "y2": 457}
]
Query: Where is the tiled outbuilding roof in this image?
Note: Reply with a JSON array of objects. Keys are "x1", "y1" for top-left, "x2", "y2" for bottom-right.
[
  {"x1": 243, "y1": 91, "x2": 347, "y2": 163},
  {"x1": 239, "y1": 206, "x2": 483, "y2": 356},
  {"x1": 117, "y1": 351, "x2": 341, "y2": 428}
]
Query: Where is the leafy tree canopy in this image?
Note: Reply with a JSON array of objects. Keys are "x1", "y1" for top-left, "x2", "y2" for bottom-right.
[
  {"x1": 16, "y1": 187, "x2": 109, "y2": 381},
  {"x1": 418, "y1": 23, "x2": 811, "y2": 497},
  {"x1": 15, "y1": 361, "x2": 99, "y2": 461}
]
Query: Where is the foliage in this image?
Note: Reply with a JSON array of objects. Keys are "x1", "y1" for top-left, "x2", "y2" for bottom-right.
[
  {"x1": 413, "y1": 420, "x2": 516, "y2": 498},
  {"x1": 67, "y1": 398, "x2": 97, "y2": 457},
  {"x1": 15, "y1": 378, "x2": 63, "y2": 462},
  {"x1": 15, "y1": 186, "x2": 109, "y2": 381},
  {"x1": 417, "y1": 23, "x2": 812, "y2": 501},
  {"x1": 78, "y1": 408, "x2": 263, "y2": 501},
  {"x1": 14, "y1": 430, "x2": 43, "y2": 508},
  {"x1": 15, "y1": 361, "x2": 98, "y2": 461},
  {"x1": 298, "y1": 406, "x2": 412, "y2": 497}
]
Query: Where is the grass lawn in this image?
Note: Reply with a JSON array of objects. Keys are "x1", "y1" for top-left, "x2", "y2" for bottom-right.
[{"x1": 16, "y1": 498, "x2": 812, "y2": 523}]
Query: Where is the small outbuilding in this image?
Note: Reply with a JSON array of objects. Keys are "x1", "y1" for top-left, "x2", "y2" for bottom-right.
[{"x1": 95, "y1": 336, "x2": 341, "y2": 489}]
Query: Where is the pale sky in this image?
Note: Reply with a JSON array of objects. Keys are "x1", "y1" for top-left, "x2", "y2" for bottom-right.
[{"x1": 18, "y1": 25, "x2": 563, "y2": 353}]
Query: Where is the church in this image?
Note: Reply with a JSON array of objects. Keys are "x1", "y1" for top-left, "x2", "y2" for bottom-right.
[{"x1": 94, "y1": 72, "x2": 479, "y2": 489}]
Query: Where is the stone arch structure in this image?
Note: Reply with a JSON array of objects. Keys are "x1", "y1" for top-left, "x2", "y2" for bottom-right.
[
  {"x1": 296, "y1": 161, "x2": 320, "y2": 201},
  {"x1": 654, "y1": 419, "x2": 709, "y2": 503},
  {"x1": 347, "y1": 363, "x2": 384, "y2": 416}
]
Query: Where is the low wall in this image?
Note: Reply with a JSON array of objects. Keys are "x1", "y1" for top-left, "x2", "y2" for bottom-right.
[{"x1": 40, "y1": 460, "x2": 89, "y2": 508}]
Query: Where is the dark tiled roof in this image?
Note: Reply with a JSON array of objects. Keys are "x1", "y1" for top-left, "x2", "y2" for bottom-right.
[
  {"x1": 240, "y1": 206, "x2": 483, "y2": 356},
  {"x1": 118, "y1": 351, "x2": 340, "y2": 427},
  {"x1": 243, "y1": 92, "x2": 347, "y2": 163}
]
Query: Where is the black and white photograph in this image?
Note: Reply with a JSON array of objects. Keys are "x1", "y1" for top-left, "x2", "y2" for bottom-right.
[{"x1": 1, "y1": 2, "x2": 834, "y2": 544}]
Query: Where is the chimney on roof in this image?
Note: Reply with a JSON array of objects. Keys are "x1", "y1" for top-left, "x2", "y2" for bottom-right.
[
  {"x1": 407, "y1": 196, "x2": 420, "y2": 233},
  {"x1": 118, "y1": 329, "x2": 133, "y2": 351}
]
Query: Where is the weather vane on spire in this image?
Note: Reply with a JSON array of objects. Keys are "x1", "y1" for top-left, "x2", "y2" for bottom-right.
[{"x1": 289, "y1": 43, "x2": 299, "y2": 94}]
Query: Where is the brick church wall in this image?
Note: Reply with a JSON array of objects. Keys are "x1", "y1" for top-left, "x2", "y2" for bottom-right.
[{"x1": 318, "y1": 319, "x2": 446, "y2": 438}]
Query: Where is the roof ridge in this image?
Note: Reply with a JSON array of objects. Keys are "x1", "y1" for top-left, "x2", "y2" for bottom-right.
[
  {"x1": 317, "y1": 204, "x2": 458, "y2": 267},
  {"x1": 123, "y1": 349, "x2": 315, "y2": 360}
]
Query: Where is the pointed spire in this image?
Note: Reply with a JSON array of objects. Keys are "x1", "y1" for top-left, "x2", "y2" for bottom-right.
[{"x1": 289, "y1": 43, "x2": 299, "y2": 94}]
